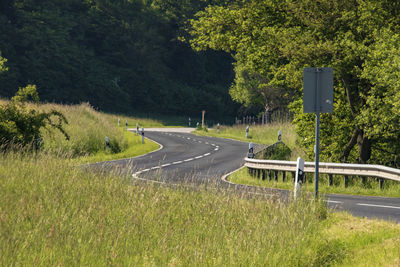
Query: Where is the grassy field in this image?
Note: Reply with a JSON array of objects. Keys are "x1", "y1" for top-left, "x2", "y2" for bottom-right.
[
  {"x1": 230, "y1": 167, "x2": 400, "y2": 198},
  {"x1": 1, "y1": 152, "x2": 399, "y2": 266},
  {"x1": 0, "y1": 101, "x2": 163, "y2": 162}
]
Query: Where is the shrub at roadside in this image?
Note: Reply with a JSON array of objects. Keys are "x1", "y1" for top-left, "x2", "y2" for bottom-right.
[{"x1": 0, "y1": 85, "x2": 69, "y2": 151}]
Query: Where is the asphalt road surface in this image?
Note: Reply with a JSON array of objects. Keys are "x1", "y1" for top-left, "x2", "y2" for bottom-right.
[{"x1": 94, "y1": 128, "x2": 400, "y2": 223}]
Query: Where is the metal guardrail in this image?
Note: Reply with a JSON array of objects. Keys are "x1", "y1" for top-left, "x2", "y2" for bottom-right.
[{"x1": 245, "y1": 158, "x2": 400, "y2": 182}]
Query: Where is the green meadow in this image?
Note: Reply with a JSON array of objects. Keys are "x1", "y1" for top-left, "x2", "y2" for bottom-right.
[{"x1": 1, "y1": 152, "x2": 399, "y2": 266}]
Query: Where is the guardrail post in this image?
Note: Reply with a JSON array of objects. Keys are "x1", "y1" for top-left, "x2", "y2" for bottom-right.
[
  {"x1": 329, "y1": 174, "x2": 333, "y2": 186},
  {"x1": 344, "y1": 175, "x2": 349, "y2": 188},
  {"x1": 268, "y1": 170, "x2": 272, "y2": 181},
  {"x1": 379, "y1": 178, "x2": 384, "y2": 190},
  {"x1": 292, "y1": 171, "x2": 295, "y2": 182},
  {"x1": 282, "y1": 171, "x2": 286, "y2": 182},
  {"x1": 274, "y1": 171, "x2": 278, "y2": 181},
  {"x1": 262, "y1": 170, "x2": 266, "y2": 180},
  {"x1": 257, "y1": 169, "x2": 261, "y2": 179}
]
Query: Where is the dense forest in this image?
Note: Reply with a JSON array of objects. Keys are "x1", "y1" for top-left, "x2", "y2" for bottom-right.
[{"x1": 0, "y1": 0, "x2": 239, "y2": 121}]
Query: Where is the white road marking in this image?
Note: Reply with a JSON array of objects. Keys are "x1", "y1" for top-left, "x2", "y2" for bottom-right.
[
  {"x1": 187, "y1": 138, "x2": 191, "y2": 140},
  {"x1": 205, "y1": 142, "x2": 209, "y2": 144},
  {"x1": 326, "y1": 200, "x2": 343, "y2": 204},
  {"x1": 162, "y1": 163, "x2": 171, "y2": 167},
  {"x1": 184, "y1": 158, "x2": 194, "y2": 162},
  {"x1": 195, "y1": 156, "x2": 203, "y2": 159},
  {"x1": 211, "y1": 144, "x2": 216, "y2": 146},
  {"x1": 173, "y1": 161, "x2": 183, "y2": 164},
  {"x1": 357, "y1": 203, "x2": 400, "y2": 209},
  {"x1": 151, "y1": 167, "x2": 159, "y2": 170},
  {"x1": 214, "y1": 148, "x2": 219, "y2": 151},
  {"x1": 198, "y1": 141, "x2": 202, "y2": 143},
  {"x1": 203, "y1": 153, "x2": 211, "y2": 156}
]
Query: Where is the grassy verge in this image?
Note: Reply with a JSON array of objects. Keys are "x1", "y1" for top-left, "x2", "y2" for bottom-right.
[
  {"x1": 1, "y1": 153, "x2": 399, "y2": 266},
  {"x1": 194, "y1": 123, "x2": 306, "y2": 160},
  {"x1": 78, "y1": 130, "x2": 159, "y2": 164},
  {"x1": 230, "y1": 167, "x2": 400, "y2": 198},
  {"x1": 6, "y1": 102, "x2": 164, "y2": 162}
]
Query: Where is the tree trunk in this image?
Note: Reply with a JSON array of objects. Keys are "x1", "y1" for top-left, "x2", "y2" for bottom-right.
[{"x1": 357, "y1": 131, "x2": 372, "y2": 164}]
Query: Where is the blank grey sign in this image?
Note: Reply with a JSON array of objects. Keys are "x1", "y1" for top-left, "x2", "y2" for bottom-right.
[{"x1": 303, "y1": 68, "x2": 333, "y2": 113}]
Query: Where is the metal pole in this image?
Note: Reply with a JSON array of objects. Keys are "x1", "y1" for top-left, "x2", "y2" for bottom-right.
[{"x1": 315, "y1": 68, "x2": 321, "y2": 198}]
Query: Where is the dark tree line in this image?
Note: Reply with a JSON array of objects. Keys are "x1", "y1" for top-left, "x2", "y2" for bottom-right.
[{"x1": 0, "y1": 0, "x2": 238, "y2": 121}]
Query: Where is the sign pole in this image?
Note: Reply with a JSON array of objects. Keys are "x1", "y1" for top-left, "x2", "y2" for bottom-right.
[
  {"x1": 314, "y1": 68, "x2": 321, "y2": 198},
  {"x1": 303, "y1": 67, "x2": 333, "y2": 199}
]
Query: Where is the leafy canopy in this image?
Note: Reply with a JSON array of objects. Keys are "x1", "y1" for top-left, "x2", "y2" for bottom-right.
[{"x1": 189, "y1": 0, "x2": 400, "y2": 166}]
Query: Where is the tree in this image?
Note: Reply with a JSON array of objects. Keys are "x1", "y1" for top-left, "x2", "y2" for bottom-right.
[{"x1": 189, "y1": 0, "x2": 400, "y2": 165}]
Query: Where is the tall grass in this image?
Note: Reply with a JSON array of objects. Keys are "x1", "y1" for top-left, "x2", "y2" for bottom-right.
[
  {"x1": 2, "y1": 101, "x2": 160, "y2": 159},
  {"x1": 0, "y1": 152, "x2": 348, "y2": 266}
]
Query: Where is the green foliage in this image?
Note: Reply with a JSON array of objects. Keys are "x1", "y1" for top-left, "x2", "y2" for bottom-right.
[
  {"x1": 257, "y1": 141, "x2": 291, "y2": 160},
  {"x1": 0, "y1": 0, "x2": 237, "y2": 120},
  {"x1": 0, "y1": 85, "x2": 69, "y2": 150},
  {"x1": 189, "y1": 0, "x2": 400, "y2": 166}
]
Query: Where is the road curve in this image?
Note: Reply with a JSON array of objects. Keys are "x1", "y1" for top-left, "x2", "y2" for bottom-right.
[{"x1": 94, "y1": 128, "x2": 400, "y2": 223}]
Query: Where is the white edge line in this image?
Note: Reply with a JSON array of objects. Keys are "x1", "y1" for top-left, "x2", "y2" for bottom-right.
[
  {"x1": 203, "y1": 153, "x2": 211, "y2": 156},
  {"x1": 357, "y1": 203, "x2": 400, "y2": 209}
]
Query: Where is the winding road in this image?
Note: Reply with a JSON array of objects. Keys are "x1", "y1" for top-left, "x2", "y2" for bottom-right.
[{"x1": 96, "y1": 128, "x2": 400, "y2": 223}]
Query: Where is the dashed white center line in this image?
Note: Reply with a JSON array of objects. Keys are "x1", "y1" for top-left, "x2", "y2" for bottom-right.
[
  {"x1": 173, "y1": 161, "x2": 183, "y2": 164},
  {"x1": 162, "y1": 163, "x2": 171, "y2": 167},
  {"x1": 205, "y1": 142, "x2": 209, "y2": 144},
  {"x1": 214, "y1": 148, "x2": 219, "y2": 151},
  {"x1": 326, "y1": 200, "x2": 343, "y2": 204},
  {"x1": 357, "y1": 203, "x2": 400, "y2": 209},
  {"x1": 198, "y1": 141, "x2": 202, "y2": 143},
  {"x1": 184, "y1": 158, "x2": 194, "y2": 162},
  {"x1": 203, "y1": 153, "x2": 211, "y2": 156},
  {"x1": 195, "y1": 156, "x2": 203, "y2": 159}
]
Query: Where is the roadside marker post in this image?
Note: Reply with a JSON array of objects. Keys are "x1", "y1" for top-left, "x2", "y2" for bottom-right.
[
  {"x1": 105, "y1": 136, "x2": 110, "y2": 151},
  {"x1": 136, "y1": 123, "x2": 139, "y2": 135},
  {"x1": 189, "y1": 117, "x2": 191, "y2": 127},
  {"x1": 118, "y1": 118, "x2": 120, "y2": 127},
  {"x1": 303, "y1": 67, "x2": 333, "y2": 198},
  {"x1": 246, "y1": 125, "x2": 249, "y2": 139},
  {"x1": 278, "y1": 130, "x2": 282, "y2": 141},
  {"x1": 141, "y1": 127, "x2": 144, "y2": 144},
  {"x1": 217, "y1": 123, "x2": 220, "y2": 134},
  {"x1": 201, "y1": 110, "x2": 206, "y2": 128},
  {"x1": 125, "y1": 120, "x2": 128, "y2": 131},
  {"x1": 248, "y1": 142, "x2": 254, "y2": 158},
  {"x1": 294, "y1": 157, "x2": 305, "y2": 199}
]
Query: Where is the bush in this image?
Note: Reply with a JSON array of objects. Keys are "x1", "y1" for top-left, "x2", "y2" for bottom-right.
[{"x1": 0, "y1": 85, "x2": 68, "y2": 151}]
